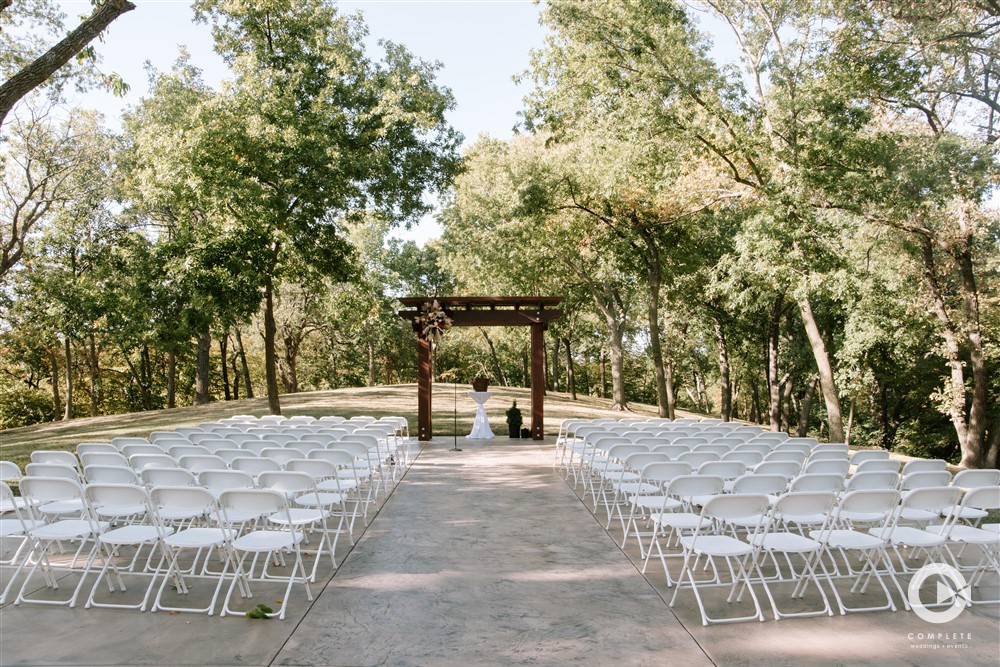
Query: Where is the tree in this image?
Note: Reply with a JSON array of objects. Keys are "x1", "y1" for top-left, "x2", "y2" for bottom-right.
[
  {"x1": 0, "y1": 0, "x2": 135, "y2": 129},
  {"x1": 189, "y1": 0, "x2": 461, "y2": 414}
]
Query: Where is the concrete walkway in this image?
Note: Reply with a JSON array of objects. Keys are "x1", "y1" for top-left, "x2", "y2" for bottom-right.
[{"x1": 1, "y1": 438, "x2": 997, "y2": 667}]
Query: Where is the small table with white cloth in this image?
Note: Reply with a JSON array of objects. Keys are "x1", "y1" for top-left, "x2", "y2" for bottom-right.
[{"x1": 467, "y1": 391, "x2": 494, "y2": 439}]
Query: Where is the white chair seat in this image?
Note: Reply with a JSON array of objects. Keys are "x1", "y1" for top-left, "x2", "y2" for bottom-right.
[
  {"x1": 651, "y1": 512, "x2": 710, "y2": 530},
  {"x1": 810, "y1": 528, "x2": 883, "y2": 549},
  {"x1": 231, "y1": 529, "x2": 301, "y2": 552},
  {"x1": 0, "y1": 518, "x2": 45, "y2": 536},
  {"x1": 869, "y1": 525, "x2": 946, "y2": 548},
  {"x1": 754, "y1": 532, "x2": 821, "y2": 554},
  {"x1": 679, "y1": 534, "x2": 754, "y2": 557},
  {"x1": 296, "y1": 493, "x2": 348, "y2": 507},
  {"x1": 927, "y1": 524, "x2": 1000, "y2": 545},
  {"x1": 633, "y1": 495, "x2": 681, "y2": 511},
  {"x1": 99, "y1": 524, "x2": 172, "y2": 546},
  {"x1": 164, "y1": 527, "x2": 235, "y2": 549},
  {"x1": 29, "y1": 519, "x2": 107, "y2": 540}
]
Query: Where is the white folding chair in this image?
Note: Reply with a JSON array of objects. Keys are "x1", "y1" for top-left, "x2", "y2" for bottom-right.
[
  {"x1": 218, "y1": 489, "x2": 314, "y2": 620},
  {"x1": 752, "y1": 491, "x2": 838, "y2": 620},
  {"x1": 0, "y1": 482, "x2": 45, "y2": 604},
  {"x1": 12, "y1": 477, "x2": 107, "y2": 607},
  {"x1": 809, "y1": 489, "x2": 902, "y2": 614},
  {"x1": 83, "y1": 483, "x2": 171, "y2": 611},
  {"x1": 927, "y1": 486, "x2": 1000, "y2": 605},
  {"x1": 150, "y1": 485, "x2": 237, "y2": 616},
  {"x1": 668, "y1": 493, "x2": 772, "y2": 625}
]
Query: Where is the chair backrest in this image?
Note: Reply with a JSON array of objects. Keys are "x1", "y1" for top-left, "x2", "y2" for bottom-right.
[
  {"x1": 844, "y1": 471, "x2": 900, "y2": 492},
  {"x1": 231, "y1": 457, "x2": 282, "y2": 476},
  {"x1": 667, "y1": 474, "x2": 725, "y2": 500},
  {"x1": 110, "y1": 437, "x2": 150, "y2": 449},
  {"x1": 150, "y1": 485, "x2": 220, "y2": 521},
  {"x1": 808, "y1": 450, "x2": 849, "y2": 462},
  {"x1": 310, "y1": 449, "x2": 358, "y2": 469},
  {"x1": 960, "y1": 485, "x2": 1000, "y2": 511},
  {"x1": 650, "y1": 444, "x2": 690, "y2": 460},
  {"x1": 129, "y1": 454, "x2": 178, "y2": 471},
  {"x1": 899, "y1": 471, "x2": 952, "y2": 491},
  {"x1": 168, "y1": 445, "x2": 211, "y2": 460},
  {"x1": 260, "y1": 433, "x2": 299, "y2": 447},
  {"x1": 0, "y1": 461, "x2": 22, "y2": 482},
  {"x1": 677, "y1": 451, "x2": 720, "y2": 467},
  {"x1": 327, "y1": 443, "x2": 370, "y2": 462},
  {"x1": 788, "y1": 473, "x2": 846, "y2": 493},
  {"x1": 140, "y1": 467, "x2": 197, "y2": 488},
  {"x1": 749, "y1": 433, "x2": 789, "y2": 445},
  {"x1": 198, "y1": 469, "x2": 254, "y2": 493},
  {"x1": 671, "y1": 437, "x2": 710, "y2": 447},
  {"x1": 192, "y1": 439, "x2": 235, "y2": 454},
  {"x1": 900, "y1": 486, "x2": 964, "y2": 515},
  {"x1": 79, "y1": 452, "x2": 130, "y2": 469},
  {"x1": 770, "y1": 491, "x2": 838, "y2": 526},
  {"x1": 691, "y1": 444, "x2": 730, "y2": 456},
  {"x1": 721, "y1": 451, "x2": 765, "y2": 467},
  {"x1": 802, "y1": 459, "x2": 849, "y2": 476},
  {"x1": 24, "y1": 462, "x2": 79, "y2": 480},
  {"x1": 901, "y1": 459, "x2": 948, "y2": 475},
  {"x1": 30, "y1": 450, "x2": 79, "y2": 468},
  {"x1": 76, "y1": 443, "x2": 118, "y2": 456},
  {"x1": 697, "y1": 460, "x2": 747, "y2": 480},
  {"x1": 700, "y1": 493, "x2": 771, "y2": 522},
  {"x1": 831, "y1": 489, "x2": 901, "y2": 526},
  {"x1": 218, "y1": 488, "x2": 288, "y2": 525},
  {"x1": 259, "y1": 448, "x2": 299, "y2": 465},
  {"x1": 85, "y1": 483, "x2": 153, "y2": 517},
  {"x1": 121, "y1": 444, "x2": 165, "y2": 459},
  {"x1": 224, "y1": 433, "x2": 263, "y2": 447},
  {"x1": 731, "y1": 473, "x2": 789, "y2": 495},
  {"x1": 773, "y1": 442, "x2": 812, "y2": 455},
  {"x1": 285, "y1": 458, "x2": 337, "y2": 481},
  {"x1": 854, "y1": 459, "x2": 901, "y2": 475},
  {"x1": 850, "y1": 449, "x2": 890, "y2": 465},
  {"x1": 755, "y1": 461, "x2": 805, "y2": 479},
  {"x1": 20, "y1": 476, "x2": 86, "y2": 505},
  {"x1": 178, "y1": 455, "x2": 228, "y2": 474},
  {"x1": 640, "y1": 461, "x2": 693, "y2": 485},
  {"x1": 83, "y1": 465, "x2": 141, "y2": 485},
  {"x1": 950, "y1": 469, "x2": 1000, "y2": 489},
  {"x1": 763, "y1": 450, "x2": 807, "y2": 464},
  {"x1": 258, "y1": 470, "x2": 317, "y2": 497}
]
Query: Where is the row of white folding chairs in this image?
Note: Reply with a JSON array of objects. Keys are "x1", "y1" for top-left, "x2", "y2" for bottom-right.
[
  {"x1": 630, "y1": 482, "x2": 1000, "y2": 624},
  {"x1": 2, "y1": 476, "x2": 344, "y2": 618}
]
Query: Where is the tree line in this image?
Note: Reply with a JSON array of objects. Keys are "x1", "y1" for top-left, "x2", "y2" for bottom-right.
[{"x1": 1, "y1": 1, "x2": 997, "y2": 469}]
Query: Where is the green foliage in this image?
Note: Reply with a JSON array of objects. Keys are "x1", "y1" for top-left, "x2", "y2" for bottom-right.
[{"x1": 0, "y1": 387, "x2": 55, "y2": 429}]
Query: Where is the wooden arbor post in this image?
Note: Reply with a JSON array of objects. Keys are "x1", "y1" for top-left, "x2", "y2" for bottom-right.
[{"x1": 399, "y1": 297, "x2": 563, "y2": 442}]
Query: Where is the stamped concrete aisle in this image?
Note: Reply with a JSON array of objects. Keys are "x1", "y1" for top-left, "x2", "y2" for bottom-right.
[{"x1": 274, "y1": 439, "x2": 713, "y2": 667}]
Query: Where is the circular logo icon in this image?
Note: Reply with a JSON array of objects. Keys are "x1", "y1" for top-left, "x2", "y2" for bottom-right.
[{"x1": 907, "y1": 562, "x2": 970, "y2": 624}]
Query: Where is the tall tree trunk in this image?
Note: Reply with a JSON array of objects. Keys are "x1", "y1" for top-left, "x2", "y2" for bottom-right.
[
  {"x1": 781, "y1": 374, "x2": 794, "y2": 433},
  {"x1": 48, "y1": 348, "x2": 61, "y2": 417},
  {"x1": 219, "y1": 333, "x2": 231, "y2": 401},
  {"x1": 231, "y1": 354, "x2": 241, "y2": 400},
  {"x1": 550, "y1": 338, "x2": 561, "y2": 392},
  {"x1": 87, "y1": 332, "x2": 100, "y2": 416},
  {"x1": 750, "y1": 381, "x2": 761, "y2": 424},
  {"x1": 285, "y1": 340, "x2": 300, "y2": 393},
  {"x1": 140, "y1": 344, "x2": 152, "y2": 409},
  {"x1": 845, "y1": 394, "x2": 855, "y2": 446},
  {"x1": 797, "y1": 293, "x2": 845, "y2": 442},
  {"x1": 599, "y1": 348, "x2": 607, "y2": 399},
  {"x1": 263, "y1": 276, "x2": 281, "y2": 415},
  {"x1": 797, "y1": 376, "x2": 818, "y2": 437},
  {"x1": 562, "y1": 336, "x2": 576, "y2": 400},
  {"x1": 195, "y1": 329, "x2": 211, "y2": 405},
  {"x1": 637, "y1": 228, "x2": 669, "y2": 417},
  {"x1": 713, "y1": 318, "x2": 731, "y2": 421},
  {"x1": 367, "y1": 338, "x2": 377, "y2": 388},
  {"x1": 664, "y1": 359, "x2": 676, "y2": 419},
  {"x1": 768, "y1": 293, "x2": 784, "y2": 432},
  {"x1": 480, "y1": 328, "x2": 509, "y2": 386},
  {"x1": 166, "y1": 350, "x2": 176, "y2": 409},
  {"x1": 986, "y1": 412, "x2": 999, "y2": 469},
  {"x1": 953, "y1": 208, "x2": 989, "y2": 468},
  {"x1": 62, "y1": 336, "x2": 72, "y2": 421},
  {"x1": 234, "y1": 328, "x2": 253, "y2": 399},
  {"x1": 521, "y1": 345, "x2": 529, "y2": 388}
]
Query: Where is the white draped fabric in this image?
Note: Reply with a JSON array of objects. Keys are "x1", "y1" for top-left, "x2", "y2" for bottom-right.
[{"x1": 467, "y1": 391, "x2": 494, "y2": 439}]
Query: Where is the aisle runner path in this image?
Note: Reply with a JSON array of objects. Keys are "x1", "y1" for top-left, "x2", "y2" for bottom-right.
[{"x1": 275, "y1": 439, "x2": 712, "y2": 667}]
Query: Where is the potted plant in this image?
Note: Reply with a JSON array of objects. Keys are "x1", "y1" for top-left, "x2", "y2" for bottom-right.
[
  {"x1": 505, "y1": 400, "x2": 523, "y2": 438},
  {"x1": 471, "y1": 376, "x2": 490, "y2": 392}
]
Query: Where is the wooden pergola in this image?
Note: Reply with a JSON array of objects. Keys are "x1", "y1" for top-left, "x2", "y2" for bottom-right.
[{"x1": 398, "y1": 296, "x2": 563, "y2": 441}]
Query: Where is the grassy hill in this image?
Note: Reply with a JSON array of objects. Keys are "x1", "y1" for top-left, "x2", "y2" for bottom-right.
[{"x1": 0, "y1": 383, "x2": 703, "y2": 469}]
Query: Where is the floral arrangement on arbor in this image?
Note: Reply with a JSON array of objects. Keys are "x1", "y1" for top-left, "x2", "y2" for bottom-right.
[{"x1": 417, "y1": 299, "x2": 453, "y2": 346}]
